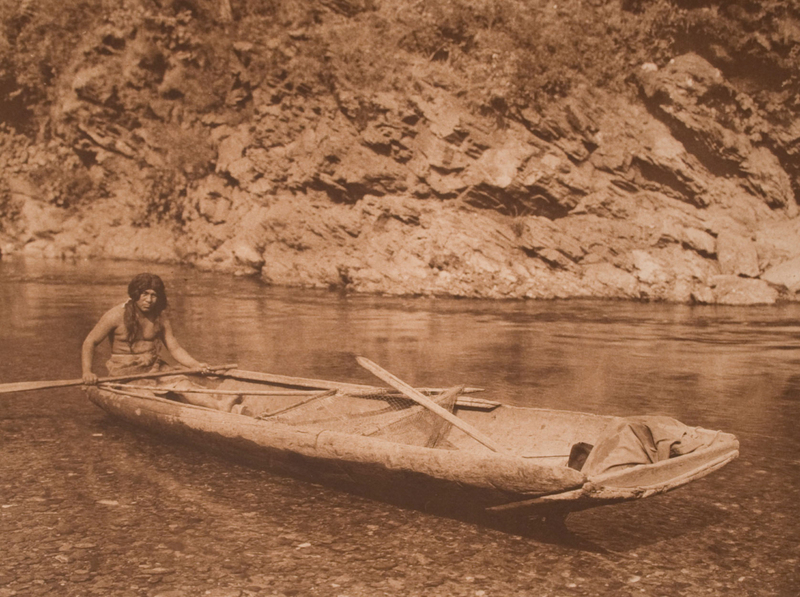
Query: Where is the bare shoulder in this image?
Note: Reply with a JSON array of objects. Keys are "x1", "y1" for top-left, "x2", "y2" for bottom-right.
[
  {"x1": 97, "y1": 303, "x2": 126, "y2": 328},
  {"x1": 86, "y1": 302, "x2": 126, "y2": 339},
  {"x1": 108, "y1": 302, "x2": 128, "y2": 322}
]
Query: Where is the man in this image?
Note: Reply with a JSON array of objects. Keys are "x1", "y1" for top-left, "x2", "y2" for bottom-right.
[{"x1": 81, "y1": 273, "x2": 237, "y2": 411}]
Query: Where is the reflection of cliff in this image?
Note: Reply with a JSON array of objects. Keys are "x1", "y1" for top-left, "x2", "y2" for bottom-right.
[{"x1": 2, "y1": 1, "x2": 800, "y2": 304}]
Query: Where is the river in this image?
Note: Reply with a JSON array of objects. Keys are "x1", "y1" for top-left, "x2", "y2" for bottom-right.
[{"x1": 1, "y1": 258, "x2": 798, "y2": 596}]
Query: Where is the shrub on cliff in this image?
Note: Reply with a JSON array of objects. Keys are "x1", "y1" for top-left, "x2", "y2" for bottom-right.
[
  {"x1": 660, "y1": 1, "x2": 800, "y2": 113},
  {"x1": 134, "y1": 169, "x2": 187, "y2": 227},
  {"x1": 28, "y1": 163, "x2": 98, "y2": 209},
  {"x1": 0, "y1": 0, "x2": 102, "y2": 131},
  {"x1": 0, "y1": 177, "x2": 18, "y2": 232},
  {"x1": 393, "y1": 0, "x2": 678, "y2": 111}
]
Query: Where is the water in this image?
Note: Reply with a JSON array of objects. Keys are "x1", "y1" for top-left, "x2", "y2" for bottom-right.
[{"x1": 1, "y1": 258, "x2": 799, "y2": 596}]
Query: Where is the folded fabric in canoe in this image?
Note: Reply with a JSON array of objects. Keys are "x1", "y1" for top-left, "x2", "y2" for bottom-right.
[{"x1": 580, "y1": 416, "x2": 714, "y2": 477}]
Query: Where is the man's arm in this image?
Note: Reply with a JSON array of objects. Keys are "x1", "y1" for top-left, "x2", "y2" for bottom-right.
[
  {"x1": 161, "y1": 315, "x2": 210, "y2": 372},
  {"x1": 82, "y1": 307, "x2": 121, "y2": 384}
]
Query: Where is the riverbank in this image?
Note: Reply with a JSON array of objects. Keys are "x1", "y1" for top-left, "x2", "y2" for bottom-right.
[{"x1": 2, "y1": 1, "x2": 800, "y2": 304}]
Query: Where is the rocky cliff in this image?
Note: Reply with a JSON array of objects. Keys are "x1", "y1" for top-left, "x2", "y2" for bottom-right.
[{"x1": 2, "y1": 0, "x2": 800, "y2": 304}]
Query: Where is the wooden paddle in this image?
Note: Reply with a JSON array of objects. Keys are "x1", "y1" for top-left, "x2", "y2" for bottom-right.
[
  {"x1": 0, "y1": 363, "x2": 238, "y2": 395},
  {"x1": 356, "y1": 356, "x2": 510, "y2": 454}
]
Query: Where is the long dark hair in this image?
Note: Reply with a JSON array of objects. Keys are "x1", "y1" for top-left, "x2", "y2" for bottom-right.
[{"x1": 123, "y1": 273, "x2": 168, "y2": 345}]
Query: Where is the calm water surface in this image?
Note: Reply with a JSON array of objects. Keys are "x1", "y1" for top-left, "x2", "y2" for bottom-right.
[{"x1": 1, "y1": 258, "x2": 798, "y2": 596}]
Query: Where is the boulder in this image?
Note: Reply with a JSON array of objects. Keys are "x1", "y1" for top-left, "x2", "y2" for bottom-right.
[
  {"x1": 216, "y1": 130, "x2": 252, "y2": 175},
  {"x1": 581, "y1": 263, "x2": 640, "y2": 298},
  {"x1": 227, "y1": 157, "x2": 257, "y2": 185},
  {"x1": 410, "y1": 92, "x2": 464, "y2": 141},
  {"x1": 761, "y1": 256, "x2": 800, "y2": 293},
  {"x1": 637, "y1": 55, "x2": 733, "y2": 157},
  {"x1": 73, "y1": 65, "x2": 117, "y2": 105},
  {"x1": 632, "y1": 250, "x2": 670, "y2": 286},
  {"x1": 232, "y1": 241, "x2": 265, "y2": 269},
  {"x1": 755, "y1": 219, "x2": 800, "y2": 268},
  {"x1": 6, "y1": 175, "x2": 38, "y2": 199},
  {"x1": 19, "y1": 200, "x2": 67, "y2": 239},
  {"x1": 197, "y1": 195, "x2": 232, "y2": 225},
  {"x1": 158, "y1": 65, "x2": 189, "y2": 99},
  {"x1": 681, "y1": 227, "x2": 716, "y2": 257},
  {"x1": 327, "y1": 145, "x2": 409, "y2": 200},
  {"x1": 740, "y1": 146, "x2": 796, "y2": 214},
  {"x1": 411, "y1": 129, "x2": 470, "y2": 173},
  {"x1": 467, "y1": 138, "x2": 531, "y2": 189},
  {"x1": 716, "y1": 231, "x2": 759, "y2": 277},
  {"x1": 632, "y1": 132, "x2": 709, "y2": 207},
  {"x1": 190, "y1": 176, "x2": 233, "y2": 224},
  {"x1": 709, "y1": 275, "x2": 778, "y2": 305}
]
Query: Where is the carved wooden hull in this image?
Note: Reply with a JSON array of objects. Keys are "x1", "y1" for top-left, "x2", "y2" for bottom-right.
[{"x1": 85, "y1": 368, "x2": 739, "y2": 516}]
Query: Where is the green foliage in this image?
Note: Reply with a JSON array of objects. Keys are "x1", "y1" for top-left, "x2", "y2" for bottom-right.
[
  {"x1": 3, "y1": 0, "x2": 798, "y2": 126},
  {"x1": 0, "y1": 0, "x2": 675, "y2": 130}
]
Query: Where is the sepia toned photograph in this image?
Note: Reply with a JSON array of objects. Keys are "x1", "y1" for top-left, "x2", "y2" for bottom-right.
[{"x1": 1, "y1": 1, "x2": 798, "y2": 595}]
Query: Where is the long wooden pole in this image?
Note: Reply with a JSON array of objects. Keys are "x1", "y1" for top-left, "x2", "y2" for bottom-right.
[
  {"x1": 0, "y1": 364, "x2": 238, "y2": 395},
  {"x1": 356, "y1": 357, "x2": 509, "y2": 454},
  {"x1": 224, "y1": 368, "x2": 485, "y2": 395}
]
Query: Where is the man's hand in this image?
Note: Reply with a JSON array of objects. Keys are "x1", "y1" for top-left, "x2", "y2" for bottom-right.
[
  {"x1": 197, "y1": 362, "x2": 212, "y2": 375},
  {"x1": 82, "y1": 372, "x2": 99, "y2": 385}
]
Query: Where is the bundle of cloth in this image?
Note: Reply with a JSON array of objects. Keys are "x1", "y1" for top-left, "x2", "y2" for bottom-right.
[{"x1": 569, "y1": 416, "x2": 717, "y2": 476}]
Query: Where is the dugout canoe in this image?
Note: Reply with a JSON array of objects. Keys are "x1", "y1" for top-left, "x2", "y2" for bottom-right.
[{"x1": 84, "y1": 366, "x2": 739, "y2": 516}]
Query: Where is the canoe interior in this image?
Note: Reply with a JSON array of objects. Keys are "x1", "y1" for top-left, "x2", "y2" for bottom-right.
[
  {"x1": 213, "y1": 375, "x2": 732, "y2": 471},
  {"x1": 86, "y1": 369, "x2": 740, "y2": 516},
  {"x1": 210, "y1": 376, "x2": 613, "y2": 464}
]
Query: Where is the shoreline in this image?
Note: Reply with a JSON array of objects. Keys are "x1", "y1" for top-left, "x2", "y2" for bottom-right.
[{"x1": 3, "y1": 252, "x2": 798, "y2": 307}]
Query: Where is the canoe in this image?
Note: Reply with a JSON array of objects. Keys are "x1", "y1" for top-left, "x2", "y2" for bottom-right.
[{"x1": 84, "y1": 365, "x2": 739, "y2": 518}]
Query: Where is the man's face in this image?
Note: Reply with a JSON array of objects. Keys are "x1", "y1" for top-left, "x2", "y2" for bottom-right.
[{"x1": 136, "y1": 289, "x2": 159, "y2": 312}]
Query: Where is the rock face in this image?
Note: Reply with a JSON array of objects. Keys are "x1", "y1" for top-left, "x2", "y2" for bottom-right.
[{"x1": 1, "y1": 1, "x2": 799, "y2": 305}]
